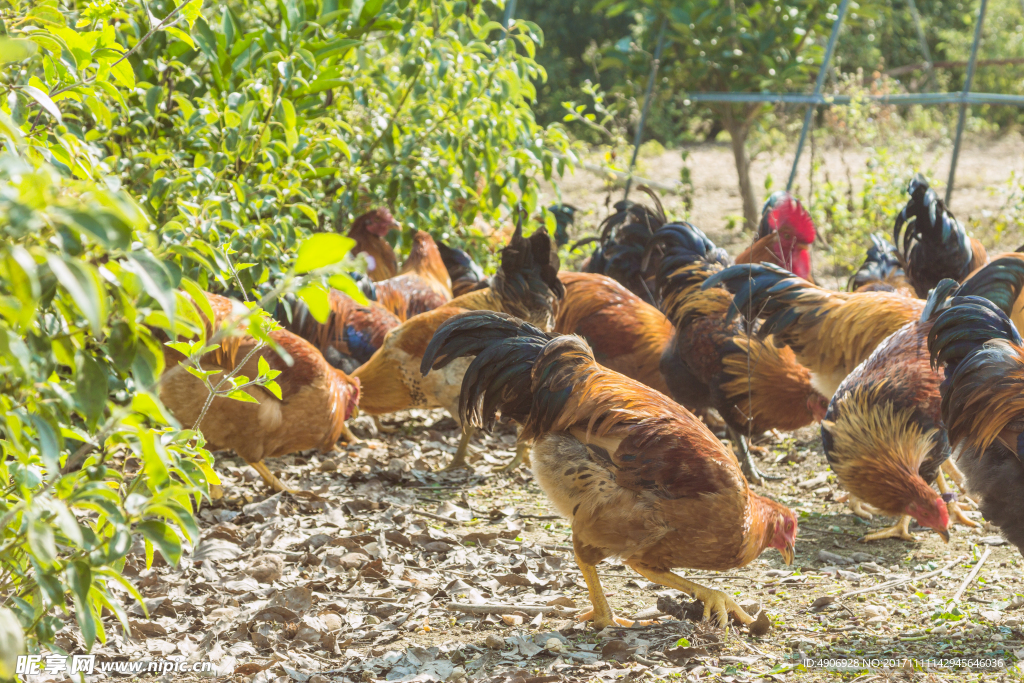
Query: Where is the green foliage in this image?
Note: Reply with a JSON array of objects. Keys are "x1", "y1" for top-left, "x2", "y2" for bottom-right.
[{"x1": 0, "y1": 0, "x2": 569, "y2": 656}]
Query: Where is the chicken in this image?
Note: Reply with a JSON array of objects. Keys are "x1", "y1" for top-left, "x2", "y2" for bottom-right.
[
  {"x1": 848, "y1": 234, "x2": 913, "y2": 296},
  {"x1": 821, "y1": 280, "x2": 961, "y2": 543},
  {"x1": 649, "y1": 223, "x2": 829, "y2": 485},
  {"x1": 274, "y1": 289, "x2": 401, "y2": 374},
  {"x1": 893, "y1": 174, "x2": 988, "y2": 298},
  {"x1": 555, "y1": 271, "x2": 673, "y2": 396},
  {"x1": 438, "y1": 240, "x2": 488, "y2": 297},
  {"x1": 705, "y1": 263, "x2": 926, "y2": 399},
  {"x1": 352, "y1": 222, "x2": 564, "y2": 469},
  {"x1": 583, "y1": 187, "x2": 667, "y2": 304},
  {"x1": 421, "y1": 311, "x2": 797, "y2": 628},
  {"x1": 824, "y1": 256, "x2": 1024, "y2": 539},
  {"x1": 348, "y1": 208, "x2": 400, "y2": 281},
  {"x1": 734, "y1": 191, "x2": 817, "y2": 282},
  {"x1": 160, "y1": 292, "x2": 361, "y2": 493},
  {"x1": 548, "y1": 203, "x2": 578, "y2": 248},
  {"x1": 374, "y1": 230, "x2": 452, "y2": 321},
  {"x1": 928, "y1": 297, "x2": 1024, "y2": 554},
  {"x1": 961, "y1": 252, "x2": 1024, "y2": 333}
]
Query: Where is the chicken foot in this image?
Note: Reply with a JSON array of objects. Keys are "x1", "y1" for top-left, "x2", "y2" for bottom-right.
[
  {"x1": 628, "y1": 562, "x2": 754, "y2": 628},
  {"x1": 860, "y1": 515, "x2": 915, "y2": 543},
  {"x1": 373, "y1": 416, "x2": 399, "y2": 434},
  {"x1": 339, "y1": 421, "x2": 360, "y2": 445},
  {"x1": 443, "y1": 426, "x2": 476, "y2": 470},
  {"x1": 936, "y1": 471, "x2": 978, "y2": 528},
  {"x1": 727, "y1": 426, "x2": 782, "y2": 486},
  {"x1": 574, "y1": 554, "x2": 650, "y2": 629},
  {"x1": 836, "y1": 492, "x2": 879, "y2": 520},
  {"x1": 250, "y1": 460, "x2": 300, "y2": 494},
  {"x1": 498, "y1": 429, "x2": 532, "y2": 472}
]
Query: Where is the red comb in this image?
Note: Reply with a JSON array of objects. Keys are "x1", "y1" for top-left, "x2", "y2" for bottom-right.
[{"x1": 769, "y1": 198, "x2": 816, "y2": 244}]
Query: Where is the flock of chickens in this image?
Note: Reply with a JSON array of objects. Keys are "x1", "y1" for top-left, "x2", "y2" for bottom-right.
[{"x1": 155, "y1": 175, "x2": 1024, "y2": 632}]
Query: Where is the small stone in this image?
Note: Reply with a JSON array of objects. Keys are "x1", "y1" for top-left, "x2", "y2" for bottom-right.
[
  {"x1": 863, "y1": 605, "x2": 888, "y2": 618},
  {"x1": 931, "y1": 624, "x2": 948, "y2": 636},
  {"x1": 320, "y1": 612, "x2": 343, "y2": 631},
  {"x1": 865, "y1": 616, "x2": 886, "y2": 626},
  {"x1": 981, "y1": 610, "x2": 1003, "y2": 623},
  {"x1": 849, "y1": 552, "x2": 876, "y2": 563},
  {"x1": 859, "y1": 562, "x2": 883, "y2": 574},
  {"x1": 993, "y1": 634, "x2": 1005, "y2": 642},
  {"x1": 1004, "y1": 617, "x2": 1022, "y2": 629},
  {"x1": 450, "y1": 666, "x2": 467, "y2": 681},
  {"x1": 485, "y1": 634, "x2": 504, "y2": 649},
  {"x1": 320, "y1": 458, "x2": 338, "y2": 473},
  {"x1": 364, "y1": 615, "x2": 381, "y2": 625},
  {"x1": 501, "y1": 614, "x2": 524, "y2": 626},
  {"x1": 544, "y1": 637, "x2": 563, "y2": 653}
]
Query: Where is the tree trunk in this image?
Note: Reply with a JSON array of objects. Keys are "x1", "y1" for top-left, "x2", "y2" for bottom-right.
[{"x1": 724, "y1": 117, "x2": 759, "y2": 231}]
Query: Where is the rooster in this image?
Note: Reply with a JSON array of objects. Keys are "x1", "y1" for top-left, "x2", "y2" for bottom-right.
[
  {"x1": 582, "y1": 188, "x2": 667, "y2": 303},
  {"x1": 649, "y1": 223, "x2": 829, "y2": 485},
  {"x1": 352, "y1": 222, "x2": 564, "y2": 469},
  {"x1": 705, "y1": 263, "x2": 927, "y2": 399},
  {"x1": 374, "y1": 230, "x2": 452, "y2": 321},
  {"x1": 348, "y1": 208, "x2": 400, "y2": 281},
  {"x1": 821, "y1": 280, "x2": 967, "y2": 542},
  {"x1": 848, "y1": 234, "x2": 913, "y2": 295},
  {"x1": 548, "y1": 203, "x2": 578, "y2": 248},
  {"x1": 929, "y1": 297, "x2": 1024, "y2": 554},
  {"x1": 160, "y1": 292, "x2": 361, "y2": 493},
  {"x1": 275, "y1": 289, "x2": 401, "y2": 374},
  {"x1": 438, "y1": 241, "x2": 488, "y2": 297},
  {"x1": 893, "y1": 174, "x2": 988, "y2": 298},
  {"x1": 734, "y1": 191, "x2": 817, "y2": 282},
  {"x1": 961, "y1": 252, "x2": 1024, "y2": 333},
  {"x1": 422, "y1": 311, "x2": 797, "y2": 628}
]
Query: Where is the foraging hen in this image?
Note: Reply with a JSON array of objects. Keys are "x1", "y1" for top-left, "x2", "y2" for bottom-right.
[{"x1": 422, "y1": 311, "x2": 797, "y2": 628}]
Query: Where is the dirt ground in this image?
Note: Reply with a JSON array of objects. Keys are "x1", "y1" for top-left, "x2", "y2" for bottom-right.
[{"x1": 51, "y1": 412, "x2": 1024, "y2": 683}]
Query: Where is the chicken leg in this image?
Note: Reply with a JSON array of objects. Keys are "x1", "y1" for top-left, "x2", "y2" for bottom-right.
[
  {"x1": 443, "y1": 426, "x2": 476, "y2": 470},
  {"x1": 861, "y1": 515, "x2": 915, "y2": 543},
  {"x1": 339, "y1": 421, "x2": 360, "y2": 445},
  {"x1": 574, "y1": 553, "x2": 643, "y2": 629},
  {"x1": 727, "y1": 426, "x2": 782, "y2": 486},
  {"x1": 936, "y1": 471, "x2": 978, "y2": 528},
  {"x1": 942, "y1": 458, "x2": 966, "y2": 489},
  {"x1": 628, "y1": 562, "x2": 754, "y2": 628},
  {"x1": 836, "y1": 492, "x2": 878, "y2": 520},
  {"x1": 373, "y1": 416, "x2": 399, "y2": 434},
  {"x1": 250, "y1": 460, "x2": 300, "y2": 494},
  {"x1": 498, "y1": 432, "x2": 532, "y2": 472}
]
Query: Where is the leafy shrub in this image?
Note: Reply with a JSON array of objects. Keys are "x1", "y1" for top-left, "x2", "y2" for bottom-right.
[{"x1": 0, "y1": 0, "x2": 571, "y2": 657}]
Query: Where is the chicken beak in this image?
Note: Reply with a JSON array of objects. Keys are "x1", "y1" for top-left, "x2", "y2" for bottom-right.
[
  {"x1": 351, "y1": 405, "x2": 360, "y2": 419},
  {"x1": 780, "y1": 543, "x2": 795, "y2": 566},
  {"x1": 938, "y1": 527, "x2": 950, "y2": 543}
]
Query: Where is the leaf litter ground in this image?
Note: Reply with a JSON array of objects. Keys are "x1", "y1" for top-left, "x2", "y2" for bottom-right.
[{"x1": 53, "y1": 411, "x2": 1024, "y2": 682}]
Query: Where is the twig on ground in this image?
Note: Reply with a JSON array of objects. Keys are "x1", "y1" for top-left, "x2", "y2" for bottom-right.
[
  {"x1": 446, "y1": 603, "x2": 579, "y2": 616},
  {"x1": 838, "y1": 556, "x2": 964, "y2": 599},
  {"x1": 953, "y1": 548, "x2": 992, "y2": 603}
]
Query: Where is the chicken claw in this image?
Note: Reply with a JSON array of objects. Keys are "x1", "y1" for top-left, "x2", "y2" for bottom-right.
[
  {"x1": 936, "y1": 471, "x2": 978, "y2": 528},
  {"x1": 861, "y1": 515, "x2": 916, "y2": 543},
  {"x1": 628, "y1": 564, "x2": 754, "y2": 628},
  {"x1": 250, "y1": 460, "x2": 301, "y2": 494},
  {"x1": 442, "y1": 426, "x2": 476, "y2": 471}
]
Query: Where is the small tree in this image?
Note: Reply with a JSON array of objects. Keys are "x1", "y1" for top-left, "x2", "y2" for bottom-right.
[{"x1": 601, "y1": 0, "x2": 857, "y2": 228}]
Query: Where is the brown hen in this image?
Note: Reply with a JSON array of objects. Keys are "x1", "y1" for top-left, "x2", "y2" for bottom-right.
[
  {"x1": 160, "y1": 292, "x2": 360, "y2": 493},
  {"x1": 348, "y1": 208, "x2": 400, "y2": 281},
  {"x1": 422, "y1": 311, "x2": 797, "y2": 628}
]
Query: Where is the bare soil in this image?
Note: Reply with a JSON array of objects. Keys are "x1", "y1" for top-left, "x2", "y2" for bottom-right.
[{"x1": 62, "y1": 412, "x2": 1024, "y2": 683}]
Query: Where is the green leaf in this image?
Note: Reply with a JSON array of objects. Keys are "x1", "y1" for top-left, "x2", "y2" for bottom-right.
[
  {"x1": 52, "y1": 500, "x2": 85, "y2": 547},
  {"x1": 0, "y1": 38, "x2": 39, "y2": 64},
  {"x1": 293, "y1": 233, "x2": 355, "y2": 273},
  {"x1": 297, "y1": 283, "x2": 331, "y2": 323},
  {"x1": 46, "y1": 255, "x2": 106, "y2": 336},
  {"x1": 0, "y1": 607, "x2": 25, "y2": 678},
  {"x1": 20, "y1": 85, "x2": 62, "y2": 123},
  {"x1": 181, "y1": 0, "x2": 204, "y2": 30},
  {"x1": 164, "y1": 26, "x2": 196, "y2": 50},
  {"x1": 329, "y1": 272, "x2": 369, "y2": 305},
  {"x1": 74, "y1": 351, "x2": 108, "y2": 428},
  {"x1": 28, "y1": 516, "x2": 57, "y2": 567},
  {"x1": 136, "y1": 520, "x2": 182, "y2": 565},
  {"x1": 127, "y1": 253, "x2": 177, "y2": 326},
  {"x1": 225, "y1": 388, "x2": 260, "y2": 403},
  {"x1": 66, "y1": 561, "x2": 97, "y2": 649}
]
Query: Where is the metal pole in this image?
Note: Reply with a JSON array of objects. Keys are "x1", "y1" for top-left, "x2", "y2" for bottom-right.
[
  {"x1": 786, "y1": 0, "x2": 851, "y2": 191},
  {"x1": 946, "y1": 0, "x2": 988, "y2": 206},
  {"x1": 624, "y1": 18, "x2": 668, "y2": 200},
  {"x1": 906, "y1": 0, "x2": 936, "y2": 91},
  {"x1": 502, "y1": 0, "x2": 517, "y2": 29}
]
